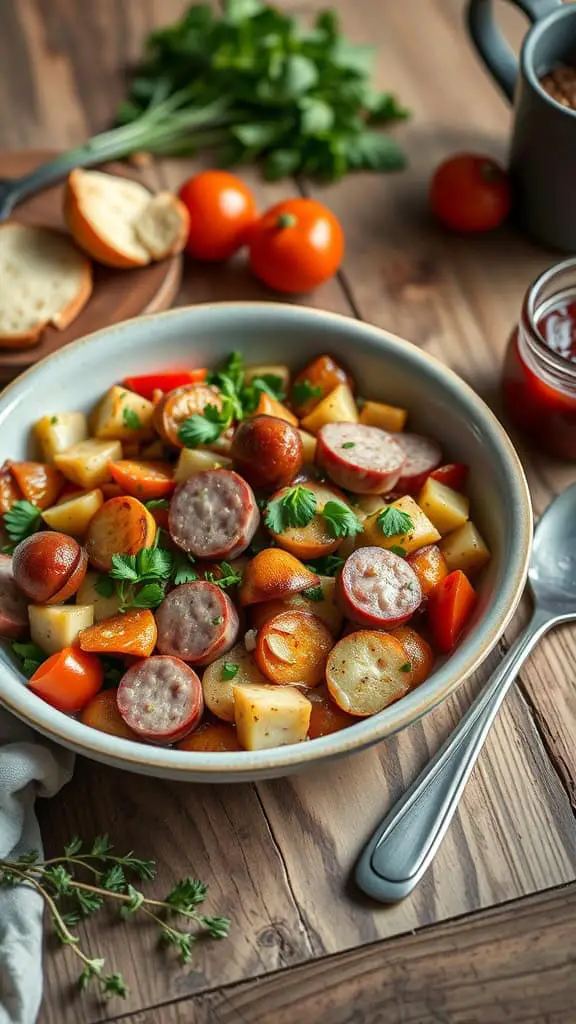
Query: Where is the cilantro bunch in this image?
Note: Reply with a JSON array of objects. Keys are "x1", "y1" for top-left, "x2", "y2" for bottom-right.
[{"x1": 49, "y1": 1, "x2": 408, "y2": 185}]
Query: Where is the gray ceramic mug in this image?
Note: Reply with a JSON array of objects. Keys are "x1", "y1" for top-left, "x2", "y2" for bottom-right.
[{"x1": 467, "y1": 0, "x2": 576, "y2": 252}]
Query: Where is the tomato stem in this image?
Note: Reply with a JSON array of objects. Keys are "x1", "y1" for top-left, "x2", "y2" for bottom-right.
[{"x1": 275, "y1": 212, "x2": 297, "y2": 229}]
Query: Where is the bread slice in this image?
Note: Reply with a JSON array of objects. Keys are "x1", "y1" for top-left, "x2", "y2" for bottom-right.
[
  {"x1": 64, "y1": 169, "x2": 190, "y2": 269},
  {"x1": 0, "y1": 223, "x2": 93, "y2": 349}
]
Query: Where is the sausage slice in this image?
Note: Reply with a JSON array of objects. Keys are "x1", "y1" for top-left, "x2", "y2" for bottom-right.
[
  {"x1": 394, "y1": 433, "x2": 442, "y2": 493},
  {"x1": 116, "y1": 656, "x2": 203, "y2": 743},
  {"x1": 0, "y1": 553, "x2": 29, "y2": 639},
  {"x1": 338, "y1": 546, "x2": 422, "y2": 628},
  {"x1": 169, "y1": 469, "x2": 260, "y2": 559},
  {"x1": 316, "y1": 423, "x2": 405, "y2": 494},
  {"x1": 155, "y1": 581, "x2": 239, "y2": 666}
]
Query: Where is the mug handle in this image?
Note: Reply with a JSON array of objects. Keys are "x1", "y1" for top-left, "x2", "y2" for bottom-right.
[{"x1": 466, "y1": 0, "x2": 563, "y2": 102}]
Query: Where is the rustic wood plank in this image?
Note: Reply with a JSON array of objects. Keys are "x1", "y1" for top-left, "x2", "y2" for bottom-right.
[
  {"x1": 105, "y1": 881, "x2": 576, "y2": 1024},
  {"x1": 0, "y1": 3, "x2": 575, "y2": 1024}
]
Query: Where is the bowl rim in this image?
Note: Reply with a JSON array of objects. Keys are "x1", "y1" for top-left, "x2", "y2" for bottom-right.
[{"x1": 0, "y1": 301, "x2": 533, "y2": 777}]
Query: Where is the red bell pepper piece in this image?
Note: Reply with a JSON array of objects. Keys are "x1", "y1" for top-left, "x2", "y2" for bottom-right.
[
  {"x1": 427, "y1": 570, "x2": 476, "y2": 653},
  {"x1": 122, "y1": 369, "x2": 207, "y2": 401},
  {"x1": 430, "y1": 462, "x2": 469, "y2": 491}
]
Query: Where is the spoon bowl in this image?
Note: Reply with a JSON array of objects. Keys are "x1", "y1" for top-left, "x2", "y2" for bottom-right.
[{"x1": 529, "y1": 483, "x2": 576, "y2": 618}]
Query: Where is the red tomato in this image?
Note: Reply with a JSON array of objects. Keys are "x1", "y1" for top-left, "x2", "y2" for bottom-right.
[
  {"x1": 123, "y1": 370, "x2": 206, "y2": 400},
  {"x1": 430, "y1": 154, "x2": 511, "y2": 233},
  {"x1": 248, "y1": 198, "x2": 344, "y2": 294},
  {"x1": 29, "y1": 648, "x2": 103, "y2": 712},
  {"x1": 178, "y1": 171, "x2": 257, "y2": 261},
  {"x1": 427, "y1": 570, "x2": 477, "y2": 653},
  {"x1": 430, "y1": 463, "x2": 469, "y2": 491}
]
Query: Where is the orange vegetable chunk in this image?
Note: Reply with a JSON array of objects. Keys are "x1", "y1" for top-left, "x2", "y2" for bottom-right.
[
  {"x1": 79, "y1": 609, "x2": 157, "y2": 657},
  {"x1": 239, "y1": 548, "x2": 319, "y2": 606},
  {"x1": 255, "y1": 610, "x2": 333, "y2": 686},
  {"x1": 109, "y1": 460, "x2": 175, "y2": 500},
  {"x1": 9, "y1": 461, "x2": 64, "y2": 509}
]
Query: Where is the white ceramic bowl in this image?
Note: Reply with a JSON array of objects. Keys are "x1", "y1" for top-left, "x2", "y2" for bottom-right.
[{"x1": 0, "y1": 303, "x2": 532, "y2": 782}]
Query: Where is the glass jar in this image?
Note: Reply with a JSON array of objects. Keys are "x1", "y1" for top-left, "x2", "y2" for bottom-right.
[{"x1": 502, "y1": 258, "x2": 576, "y2": 460}]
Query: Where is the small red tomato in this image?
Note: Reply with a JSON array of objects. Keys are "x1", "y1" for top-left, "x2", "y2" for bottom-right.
[
  {"x1": 429, "y1": 154, "x2": 511, "y2": 233},
  {"x1": 249, "y1": 198, "x2": 344, "y2": 294},
  {"x1": 178, "y1": 171, "x2": 257, "y2": 261}
]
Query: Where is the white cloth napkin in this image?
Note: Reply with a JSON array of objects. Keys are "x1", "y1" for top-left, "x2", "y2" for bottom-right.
[{"x1": 0, "y1": 708, "x2": 73, "y2": 1024}]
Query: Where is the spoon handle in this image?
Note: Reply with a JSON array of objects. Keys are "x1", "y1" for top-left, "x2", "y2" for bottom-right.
[{"x1": 355, "y1": 608, "x2": 551, "y2": 903}]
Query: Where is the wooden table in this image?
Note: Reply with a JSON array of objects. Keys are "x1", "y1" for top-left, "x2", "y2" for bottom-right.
[{"x1": 1, "y1": 1, "x2": 575, "y2": 1021}]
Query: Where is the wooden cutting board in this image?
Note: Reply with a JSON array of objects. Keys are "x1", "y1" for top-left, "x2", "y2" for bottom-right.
[{"x1": 0, "y1": 150, "x2": 182, "y2": 383}]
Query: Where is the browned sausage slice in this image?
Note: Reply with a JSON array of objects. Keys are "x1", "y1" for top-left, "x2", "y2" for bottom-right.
[
  {"x1": 337, "y1": 546, "x2": 422, "y2": 628},
  {"x1": 155, "y1": 581, "x2": 239, "y2": 666},
  {"x1": 0, "y1": 553, "x2": 28, "y2": 639},
  {"x1": 116, "y1": 656, "x2": 203, "y2": 743},
  {"x1": 394, "y1": 433, "x2": 442, "y2": 493},
  {"x1": 169, "y1": 469, "x2": 260, "y2": 559},
  {"x1": 316, "y1": 423, "x2": 405, "y2": 494}
]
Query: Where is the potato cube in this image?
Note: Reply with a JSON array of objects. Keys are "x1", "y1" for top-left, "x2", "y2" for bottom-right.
[
  {"x1": 363, "y1": 495, "x2": 440, "y2": 554},
  {"x1": 33, "y1": 412, "x2": 88, "y2": 463},
  {"x1": 359, "y1": 399, "x2": 407, "y2": 432},
  {"x1": 300, "y1": 383, "x2": 358, "y2": 435},
  {"x1": 90, "y1": 386, "x2": 155, "y2": 440},
  {"x1": 244, "y1": 364, "x2": 291, "y2": 394},
  {"x1": 29, "y1": 605, "x2": 94, "y2": 655},
  {"x1": 298, "y1": 429, "x2": 317, "y2": 464},
  {"x1": 174, "y1": 447, "x2": 233, "y2": 484},
  {"x1": 42, "y1": 488, "x2": 104, "y2": 536},
  {"x1": 233, "y1": 683, "x2": 311, "y2": 751},
  {"x1": 356, "y1": 494, "x2": 387, "y2": 517},
  {"x1": 54, "y1": 439, "x2": 122, "y2": 489},
  {"x1": 76, "y1": 571, "x2": 122, "y2": 623},
  {"x1": 439, "y1": 521, "x2": 491, "y2": 576},
  {"x1": 418, "y1": 478, "x2": 470, "y2": 535}
]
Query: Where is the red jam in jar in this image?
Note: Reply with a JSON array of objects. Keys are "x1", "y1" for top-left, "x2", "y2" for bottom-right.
[{"x1": 503, "y1": 258, "x2": 576, "y2": 459}]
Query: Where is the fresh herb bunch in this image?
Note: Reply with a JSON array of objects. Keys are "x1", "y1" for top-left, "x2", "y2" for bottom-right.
[
  {"x1": 0, "y1": 835, "x2": 229, "y2": 1000},
  {"x1": 109, "y1": 0, "x2": 409, "y2": 182}
]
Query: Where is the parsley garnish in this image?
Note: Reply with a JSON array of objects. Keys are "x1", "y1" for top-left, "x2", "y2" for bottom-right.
[
  {"x1": 173, "y1": 551, "x2": 199, "y2": 586},
  {"x1": 204, "y1": 561, "x2": 243, "y2": 589},
  {"x1": 302, "y1": 585, "x2": 323, "y2": 602},
  {"x1": 50, "y1": 415, "x2": 58, "y2": 425},
  {"x1": 241, "y1": 374, "x2": 286, "y2": 414},
  {"x1": 122, "y1": 408, "x2": 142, "y2": 430},
  {"x1": 321, "y1": 500, "x2": 363, "y2": 539},
  {"x1": 95, "y1": 575, "x2": 115, "y2": 598},
  {"x1": 212, "y1": 616, "x2": 224, "y2": 626},
  {"x1": 400, "y1": 661, "x2": 412, "y2": 673},
  {"x1": 11, "y1": 641, "x2": 46, "y2": 678},
  {"x1": 221, "y1": 663, "x2": 239, "y2": 681},
  {"x1": 376, "y1": 506, "x2": 414, "y2": 537},
  {"x1": 3, "y1": 500, "x2": 42, "y2": 544},
  {"x1": 99, "y1": 547, "x2": 174, "y2": 611},
  {"x1": 390, "y1": 545, "x2": 407, "y2": 557},
  {"x1": 145, "y1": 498, "x2": 170, "y2": 510},
  {"x1": 292, "y1": 379, "x2": 322, "y2": 406},
  {"x1": 264, "y1": 485, "x2": 317, "y2": 534},
  {"x1": 178, "y1": 402, "x2": 232, "y2": 448},
  {"x1": 305, "y1": 553, "x2": 345, "y2": 576},
  {"x1": 342, "y1": 441, "x2": 355, "y2": 449}
]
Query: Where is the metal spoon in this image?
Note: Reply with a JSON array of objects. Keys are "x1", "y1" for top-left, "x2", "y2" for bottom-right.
[{"x1": 356, "y1": 484, "x2": 576, "y2": 903}]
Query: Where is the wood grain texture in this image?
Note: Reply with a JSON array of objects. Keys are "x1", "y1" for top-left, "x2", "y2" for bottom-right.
[
  {"x1": 0, "y1": 1, "x2": 574, "y2": 1022},
  {"x1": 0, "y1": 149, "x2": 181, "y2": 381},
  {"x1": 106, "y1": 882, "x2": 576, "y2": 1024}
]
